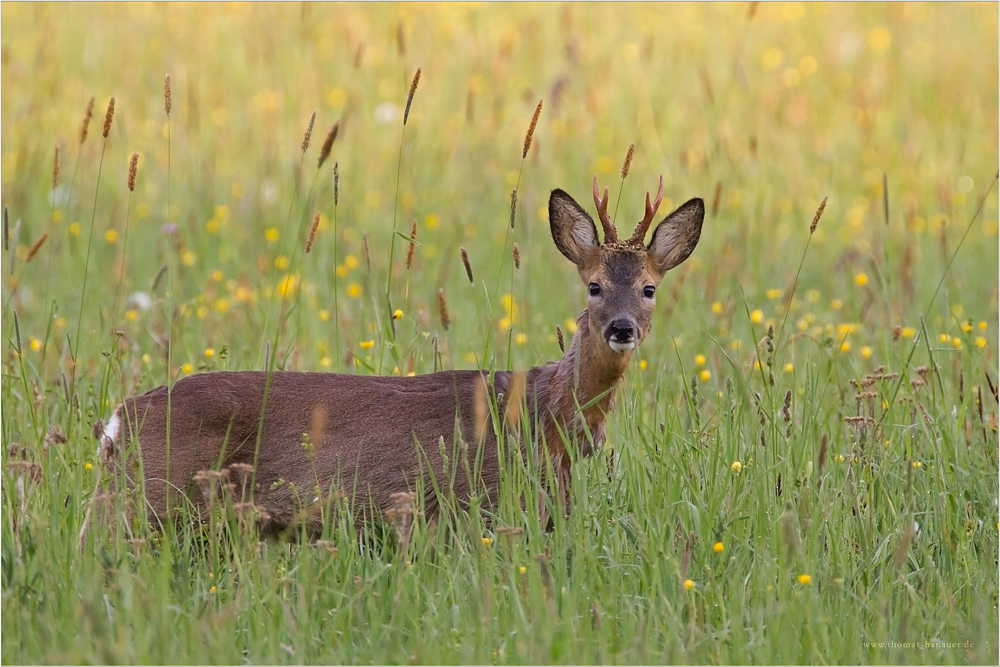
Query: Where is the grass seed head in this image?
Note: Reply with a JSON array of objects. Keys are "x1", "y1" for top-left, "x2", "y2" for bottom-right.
[
  {"x1": 361, "y1": 232, "x2": 371, "y2": 273},
  {"x1": 80, "y1": 96, "x2": 95, "y2": 145},
  {"x1": 102, "y1": 96, "x2": 115, "y2": 139},
  {"x1": 406, "y1": 219, "x2": 417, "y2": 269},
  {"x1": 523, "y1": 99, "x2": 542, "y2": 159},
  {"x1": 504, "y1": 372, "x2": 526, "y2": 427},
  {"x1": 396, "y1": 20, "x2": 405, "y2": 57},
  {"x1": 403, "y1": 67, "x2": 421, "y2": 126},
  {"x1": 52, "y1": 145, "x2": 60, "y2": 191},
  {"x1": 45, "y1": 425, "x2": 68, "y2": 448},
  {"x1": 301, "y1": 110, "x2": 317, "y2": 156},
  {"x1": 509, "y1": 188, "x2": 518, "y2": 229},
  {"x1": 387, "y1": 491, "x2": 417, "y2": 551},
  {"x1": 333, "y1": 161, "x2": 340, "y2": 206},
  {"x1": 306, "y1": 212, "x2": 321, "y2": 253},
  {"x1": 556, "y1": 325, "x2": 565, "y2": 353},
  {"x1": 353, "y1": 42, "x2": 365, "y2": 69},
  {"x1": 712, "y1": 181, "x2": 723, "y2": 217},
  {"x1": 461, "y1": 247, "x2": 474, "y2": 283},
  {"x1": 620, "y1": 143, "x2": 635, "y2": 179},
  {"x1": 127, "y1": 152, "x2": 138, "y2": 192},
  {"x1": 318, "y1": 122, "x2": 340, "y2": 169},
  {"x1": 513, "y1": 242, "x2": 520, "y2": 271},
  {"x1": 7, "y1": 460, "x2": 43, "y2": 485},
  {"x1": 437, "y1": 288, "x2": 450, "y2": 331},
  {"x1": 309, "y1": 405, "x2": 327, "y2": 451},
  {"x1": 810, "y1": 196, "x2": 828, "y2": 234},
  {"x1": 474, "y1": 375, "x2": 488, "y2": 441},
  {"x1": 25, "y1": 233, "x2": 48, "y2": 264},
  {"x1": 227, "y1": 463, "x2": 254, "y2": 490},
  {"x1": 164, "y1": 73, "x2": 172, "y2": 117}
]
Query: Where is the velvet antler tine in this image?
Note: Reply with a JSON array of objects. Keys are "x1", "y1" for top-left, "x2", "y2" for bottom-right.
[
  {"x1": 630, "y1": 175, "x2": 665, "y2": 244},
  {"x1": 592, "y1": 175, "x2": 617, "y2": 242}
]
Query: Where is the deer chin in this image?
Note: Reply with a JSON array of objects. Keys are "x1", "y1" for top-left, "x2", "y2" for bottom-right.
[{"x1": 607, "y1": 340, "x2": 636, "y2": 353}]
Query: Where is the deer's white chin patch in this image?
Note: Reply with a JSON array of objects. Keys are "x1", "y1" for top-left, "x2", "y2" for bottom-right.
[{"x1": 608, "y1": 340, "x2": 636, "y2": 353}]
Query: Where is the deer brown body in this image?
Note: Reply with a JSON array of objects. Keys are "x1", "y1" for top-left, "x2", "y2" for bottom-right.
[{"x1": 101, "y1": 178, "x2": 704, "y2": 533}]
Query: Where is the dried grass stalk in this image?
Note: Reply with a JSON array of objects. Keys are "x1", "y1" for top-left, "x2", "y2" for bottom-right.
[
  {"x1": 25, "y1": 233, "x2": 49, "y2": 264},
  {"x1": 310, "y1": 405, "x2": 327, "y2": 450},
  {"x1": 396, "y1": 20, "x2": 405, "y2": 57},
  {"x1": 52, "y1": 145, "x2": 60, "y2": 191},
  {"x1": 403, "y1": 67, "x2": 421, "y2": 126},
  {"x1": 318, "y1": 122, "x2": 340, "y2": 169},
  {"x1": 460, "y1": 247, "x2": 474, "y2": 284},
  {"x1": 102, "y1": 96, "x2": 115, "y2": 139},
  {"x1": 810, "y1": 196, "x2": 828, "y2": 235},
  {"x1": 301, "y1": 110, "x2": 317, "y2": 155},
  {"x1": 437, "y1": 288, "x2": 450, "y2": 331},
  {"x1": 80, "y1": 96, "x2": 95, "y2": 145},
  {"x1": 523, "y1": 100, "x2": 542, "y2": 159},
  {"x1": 164, "y1": 74, "x2": 172, "y2": 117},
  {"x1": 361, "y1": 232, "x2": 371, "y2": 273},
  {"x1": 127, "y1": 152, "x2": 138, "y2": 192},
  {"x1": 474, "y1": 375, "x2": 488, "y2": 441},
  {"x1": 620, "y1": 143, "x2": 635, "y2": 179},
  {"x1": 509, "y1": 188, "x2": 518, "y2": 229},
  {"x1": 306, "y1": 212, "x2": 321, "y2": 253},
  {"x1": 504, "y1": 372, "x2": 526, "y2": 428},
  {"x1": 406, "y1": 219, "x2": 417, "y2": 269},
  {"x1": 386, "y1": 491, "x2": 417, "y2": 551},
  {"x1": 333, "y1": 161, "x2": 340, "y2": 206}
]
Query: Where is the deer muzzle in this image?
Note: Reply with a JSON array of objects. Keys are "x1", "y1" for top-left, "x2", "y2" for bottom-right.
[{"x1": 605, "y1": 318, "x2": 637, "y2": 352}]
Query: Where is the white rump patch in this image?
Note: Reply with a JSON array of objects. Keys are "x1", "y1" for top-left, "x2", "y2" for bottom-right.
[
  {"x1": 98, "y1": 412, "x2": 120, "y2": 456},
  {"x1": 608, "y1": 341, "x2": 636, "y2": 353}
]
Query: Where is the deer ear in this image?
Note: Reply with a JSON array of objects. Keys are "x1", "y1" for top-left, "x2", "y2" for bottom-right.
[
  {"x1": 647, "y1": 198, "x2": 705, "y2": 276},
  {"x1": 549, "y1": 189, "x2": 600, "y2": 267}
]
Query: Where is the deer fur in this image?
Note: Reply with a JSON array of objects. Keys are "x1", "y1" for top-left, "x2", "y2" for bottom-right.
[{"x1": 101, "y1": 179, "x2": 704, "y2": 534}]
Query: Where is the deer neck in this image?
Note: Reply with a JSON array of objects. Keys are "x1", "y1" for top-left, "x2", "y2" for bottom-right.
[{"x1": 539, "y1": 309, "x2": 632, "y2": 459}]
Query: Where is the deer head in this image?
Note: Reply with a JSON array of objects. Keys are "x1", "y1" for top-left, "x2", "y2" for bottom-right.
[{"x1": 549, "y1": 175, "x2": 705, "y2": 354}]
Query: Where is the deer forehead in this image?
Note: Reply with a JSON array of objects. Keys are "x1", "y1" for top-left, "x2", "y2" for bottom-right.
[{"x1": 581, "y1": 247, "x2": 660, "y2": 286}]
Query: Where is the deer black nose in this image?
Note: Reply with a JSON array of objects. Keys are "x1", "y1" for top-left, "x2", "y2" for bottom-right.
[{"x1": 606, "y1": 319, "x2": 635, "y2": 343}]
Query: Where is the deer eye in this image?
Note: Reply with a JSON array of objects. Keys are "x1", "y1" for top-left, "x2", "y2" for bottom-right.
[
  {"x1": 643, "y1": 285, "x2": 656, "y2": 299},
  {"x1": 588, "y1": 282, "x2": 602, "y2": 297}
]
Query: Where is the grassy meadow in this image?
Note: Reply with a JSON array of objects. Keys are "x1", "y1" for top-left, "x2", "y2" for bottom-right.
[{"x1": 2, "y1": 2, "x2": 998, "y2": 664}]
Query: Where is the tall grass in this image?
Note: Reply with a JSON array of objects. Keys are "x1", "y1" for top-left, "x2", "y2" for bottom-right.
[{"x1": 2, "y1": 3, "x2": 998, "y2": 664}]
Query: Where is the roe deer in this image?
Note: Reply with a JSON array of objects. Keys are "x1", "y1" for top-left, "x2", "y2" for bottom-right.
[{"x1": 99, "y1": 176, "x2": 704, "y2": 534}]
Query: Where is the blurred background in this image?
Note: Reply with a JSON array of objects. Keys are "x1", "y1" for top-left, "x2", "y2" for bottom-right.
[
  {"x1": 1, "y1": 1, "x2": 997, "y2": 385},
  {"x1": 2, "y1": 5, "x2": 998, "y2": 663}
]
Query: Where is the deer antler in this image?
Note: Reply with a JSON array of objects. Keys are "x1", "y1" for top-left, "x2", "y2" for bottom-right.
[
  {"x1": 629, "y1": 175, "x2": 664, "y2": 244},
  {"x1": 592, "y1": 175, "x2": 617, "y2": 243}
]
